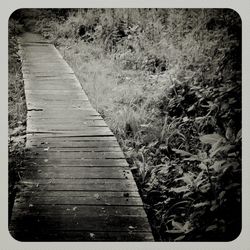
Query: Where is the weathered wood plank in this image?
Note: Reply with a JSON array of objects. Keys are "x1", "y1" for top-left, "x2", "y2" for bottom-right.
[
  {"x1": 27, "y1": 109, "x2": 99, "y2": 115},
  {"x1": 19, "y1": 166, "x2": 132, "y2": 179},
  {"x1": 27, "y1": 126, "x2": 110, "y2": 132},
  {"x1": 20, "y1": 177, "x2": 135, "y2": 184},
  {"x1": 19, "y1": 178, "x2": 137, "y2": 191},
  {"x1": 10, "y1": 230, "x2": 154, "y2": 241},
  {"x1": 12, "y1": 203, "x2": 145, "y2": 216},
  {"x1": 23, "y1": 158, "x2": 129, "y2": 167},
  {"x1": 26, "y1": 120, "x2": 107, "y2": 127},
  {"x1": 10, "y1": 215, "x2": 150, "y2": 231},
  {"x1": 26, "y1": 129, "x2": 111, "y2": 134},
  {"x1": 26, "y1": 147, "x2": 121, "y2": 152},
  {"x1": 15, "y1": 194, "x2": 143, "y2": 206},
  {"x1": 27, "y1": 135, "x2": 117, "y2": 141},
  {"x1": 25, "y1": 151, "x2": 125, "y2": 159}
]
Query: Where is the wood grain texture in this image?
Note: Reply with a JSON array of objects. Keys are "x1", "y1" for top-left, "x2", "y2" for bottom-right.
[{"x1": 9, "y1": 32, "x2": 153, "y2": 241}]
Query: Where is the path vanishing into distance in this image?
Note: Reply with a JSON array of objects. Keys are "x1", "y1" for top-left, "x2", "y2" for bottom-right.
[{"x1": 9, "y1": 33, "x2": 153, "y2": 241}]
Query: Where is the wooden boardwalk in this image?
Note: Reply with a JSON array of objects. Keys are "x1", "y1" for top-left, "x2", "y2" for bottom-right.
[{"x1": 9, "y1": 33, "x2": 153, "y2": 241}]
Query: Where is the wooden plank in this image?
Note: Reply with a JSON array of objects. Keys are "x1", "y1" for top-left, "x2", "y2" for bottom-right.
[
  {"x1": 27, "y1": 116, "x2": 103, "y2": 121},
  {"x1": 26, "y1": 130, "x2": 114, "y2": 136},
  {"x1": 10, "y1": 230, "x2": 154, "y2": 241},
  {"x1": 26, "y1": 119, "x2": 107, "y2": 126},
  {"x1": 26, "y1": 112, "x2": 101, "y2": 119},
  {"x1": 19, "y1": 166, "x2": 132, "y2": 179},
  {"x1": 26, "y1": 99, "x2": 90, "y2": 104},
  {"x1": 25, "y1": 89, "x2": 86, "y2": 94},
  {"x1": 23, "y1": 158, "x2": 129, "y2": 167},
  {"x1": 10, "y1": 215, "x2": 150, "y2": 232},
  {"x1": 19, "y1": 179, "x2": 137, "y2": 192},
  {"x1": 19, "y1": 178, "x2": 135, "y2": 184},
  {"x1": 26, "y1": 147, "x2": 121, "y2": 152},
  {"x1": 27, "y1": 126, "x2": 110, "y2": 132},
  {"x1": 27, "y1": 105, "x2": 95, "y2": 110},
  {"x1": 25, "y1": 151, "x2": 125, "y2": 159},
  {"x1": 26, "y1": 141, "x2": 120, "y2": 149},
  {"x1": 19, "y1": 184, "x2": 137, "y2": 192},
  {"x1": 14, "y1": 193, "x2": 143, "y2": 206},
  {"x1": 27, "y1": 100, "x2": 93, "y2": 104},
  {"x1": 12, "y1": 203, "x2": 145, "y2": 215},
  {"x1": 27, "y1": 135, "x2": 117, "y2": 141},
  {"x1": 27, "y1": 122, "x2": 107, "y2": 127},
  {"x1": 26, "y1": 109, "x2": 99, "y2": 114}
]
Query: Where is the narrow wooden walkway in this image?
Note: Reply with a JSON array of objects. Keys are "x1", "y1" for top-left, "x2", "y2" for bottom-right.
[{"x1": 9, "y1": 33, "x2": 153, "y2": 241}]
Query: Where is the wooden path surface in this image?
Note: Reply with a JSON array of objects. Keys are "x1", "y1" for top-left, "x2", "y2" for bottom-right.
[{"x1": 9, "y1": 33, "x2": 153, "y2": 241}]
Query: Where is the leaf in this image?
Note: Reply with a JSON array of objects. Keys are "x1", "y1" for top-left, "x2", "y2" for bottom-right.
[
  {"x1": 165, "y1": 229, "x2": 183, "y2": 233},
  {"x1": 235, "y1": 129, "x2": 242, "y2": 142},
  {"x1": 209, "y1": 160, "x2": 226, "y2": 172},
  {"x1": 176, "y1": 173, "x2": 193, "y2": 185},
  {"x1": 209, "y1": 137, "x2": 224, "y2": 155},
  {"x1": 172, "y1": 148, "x2": 193, "y2": 157},
  {"x1": 183, "y1": 156, "x2": 199, "y2": 162},
  {"x1": 193, "y1": 202, "x2": 209, "y2": 208},
  {"x1": 148, "y1": 141, "x2": 158, "y2": 148},
  {"x1": 183, "y1": 116, "x2": 189, "y2": 122},
  {"x1": 199, "y1": 183, "x2": 211, "y2": 193},
  {"x1": 218, "y1": 191, "x2": 226, "y2": 200},
  {"x1": 182, "y1": 221, "x2": 192, "y2": 233},
  {"x1": 174, "y1": 235, "x2": 186, "y2": 241},
  {"x1": 159, "y1": 144, "x2": 168, "y2": 151},
  {"x1": 187, "y1": 104, "x2": 196, "y2": 112},
  {"x1": 225, "y1": 127, "x2": 235, "y2": 141},
  {"x1": 194, "y1": 171, "x2": 204, "y2": 187},
  {"x1": 170, "y1": 186, "x2": 190, "y2": 193},
  {"x1": 210, "y1": 145, "x2": 235, "y2": 158},
  {"x1": 198, "y1": 162, "x2": 207, "y2": 170},
  {"x1": 206, "y1": 225, "x2": 217, "y2": 232},
  {"x1": 195, "y1": 116, "x2": 206, "y2": 121},
  {"x1": 221, "y1": 161, "x2": 240, "y2": 174},
  {"x1": 172, "y1": 220, "x2": 184, "y2": 231},
  {"x1": 140, "y1": 124, "x2": 150, "y2": 128},
  {"x1": 171, "y1": 221, "x2": 192, "y2": 234},
  {"x1": 199, "y1": 133, "x2": 224, "y2": 145}
]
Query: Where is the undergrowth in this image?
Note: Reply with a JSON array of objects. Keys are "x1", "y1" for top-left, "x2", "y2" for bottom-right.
[
  {"x1": 8, "y1": 18, "x2": 26, "y2": 218},
  {"x1": 12, "y1": 9, "x2": 242, "y2": 241}
]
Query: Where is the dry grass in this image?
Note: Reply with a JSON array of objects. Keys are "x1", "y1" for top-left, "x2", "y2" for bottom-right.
[{"x1": 58, "y1": 40, "x2": 160, "y2": 138}]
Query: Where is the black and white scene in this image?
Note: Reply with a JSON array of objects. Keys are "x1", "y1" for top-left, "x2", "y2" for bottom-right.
[{"x1": 8, "y1": 9, "x2": 241, "y2": 241}]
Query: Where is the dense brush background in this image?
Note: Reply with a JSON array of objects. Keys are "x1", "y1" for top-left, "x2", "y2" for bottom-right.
[{"x1": 9, "y1": 8, "x2": 241, "y2": 241}]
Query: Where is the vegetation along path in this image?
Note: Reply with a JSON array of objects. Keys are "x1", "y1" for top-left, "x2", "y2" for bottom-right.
[{"x1": 9, "y1": 32, "x2": 153, "y2": 241}]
